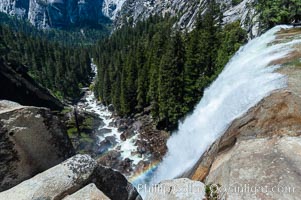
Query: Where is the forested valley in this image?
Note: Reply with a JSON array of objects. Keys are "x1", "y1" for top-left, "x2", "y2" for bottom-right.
[
  {"x1": 92, "y1": 1, "x2": 247, "y2": 130},
  {"x1": 1, "y1": 0, "x2": 300, "y2": 129}
]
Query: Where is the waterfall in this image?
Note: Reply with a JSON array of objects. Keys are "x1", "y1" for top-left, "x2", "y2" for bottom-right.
[{"x1": 139, "y1": 25, "x2": 299, "y2": 187}]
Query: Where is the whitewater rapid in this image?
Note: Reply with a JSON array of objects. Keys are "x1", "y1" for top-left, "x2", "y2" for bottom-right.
[
  {"x1": 144, "y1": 25, "x2": 299, "y2": 185},
  {"x1": 78, "y1": 63, "x2": 147, "y2": 166}
]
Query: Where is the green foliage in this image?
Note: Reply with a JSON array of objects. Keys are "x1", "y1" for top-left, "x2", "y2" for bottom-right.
[
  {"x1": 0, "y1": 23, "x2": 93, "y2": 99},
  {"x1": 256, "y1": 0, "x2": 301, "y2": 30},
  {"x1": 0, "y1": 12, "x2": 110, "y2": 46},
  {"x1": 216, "y1": 21, "x2": 247, "y2": 73},
  {"x1": 93, "y1": 0, "x2": 247, "y2": 130},
  {"x1": 205, "y1": 183, "x2": 222, "y2": 200},
  {"x1": 231, "y1": 0, "x2": 243, "y2": 6}
]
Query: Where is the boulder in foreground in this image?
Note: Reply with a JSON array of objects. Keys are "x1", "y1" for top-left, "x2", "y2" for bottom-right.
[
  {"x1": 0, "y1": 100, "x2": 74, "y2": 191},
  {"x1": 0, "y1": 154, "x2": 142, "y2": 200}
]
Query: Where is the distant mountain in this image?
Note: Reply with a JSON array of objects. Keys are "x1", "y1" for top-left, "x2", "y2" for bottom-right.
[
  {"x1": 0, "y1": 0, "x2": 110, "y2": 29},
  {"x1": 113, "y1": 0, "x2": 259, "y2": 38},
  {"x1": 0, "y1": 0, "x2": 260, "y2": 38}
]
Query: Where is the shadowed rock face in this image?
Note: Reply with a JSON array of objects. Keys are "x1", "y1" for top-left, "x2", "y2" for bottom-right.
[
  {"x1": 91, "y1": 165, "x2": 142, "y2": 200},
  {"x1": 0, "y1": 100, "x2": 75, "y2": 191},
  {"x1": 0, "y1": 59, "x2": 64, "y2": 110}
]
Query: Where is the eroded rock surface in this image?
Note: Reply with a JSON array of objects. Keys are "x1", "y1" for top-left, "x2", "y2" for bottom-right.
[
  {"x1": 0, "y1": 100, "x2": 74, "y2": 191},
  {"x1": 63, "y1": 183, "x2": 111, "y2": 200},
  {"x1": 0, "y1": 154, "x2": 142, "y2": 200}
]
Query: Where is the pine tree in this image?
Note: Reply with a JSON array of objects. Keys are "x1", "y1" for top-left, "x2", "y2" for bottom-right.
[{"x1": 158, "y1": 32, "x2": 185, "y2": 129}]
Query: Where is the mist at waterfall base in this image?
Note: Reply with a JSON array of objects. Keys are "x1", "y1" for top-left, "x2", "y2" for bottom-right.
[{"x1": 130, "y1": 25, "x2": 301, "y2": 190}]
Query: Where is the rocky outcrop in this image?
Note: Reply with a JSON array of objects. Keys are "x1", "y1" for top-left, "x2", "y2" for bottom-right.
[
  {"x1": 0, "y1": 0, "x2": 109, "y2": 29},
  {"x1": 63, "y1": 183, "x2": 110, "y2": 200},
  {"x1": 0, "y1": 100, "x2": 75, "y2": 191},
  {"x1": 187, "y1": 28, "x2": 301, "y2": 199},
  {"x1": 0, "y1": 59, "x2": 64, "y2": 110},
  {"x1": 145, "y1": 178, "x2": 206, "y2": 200},
  {"x1": 91, "y1": 165, "x2": 142, "y2": 200},
  {"x1": 0, "y1": 154, "x2": 142, "y2": 200}
]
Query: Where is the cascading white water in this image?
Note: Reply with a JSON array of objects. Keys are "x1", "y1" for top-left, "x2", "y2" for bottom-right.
[{"x1": 146, "y1": 25, "x2": 299, "y2": 185}]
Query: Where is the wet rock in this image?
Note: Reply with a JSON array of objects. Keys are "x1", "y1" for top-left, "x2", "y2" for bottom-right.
[
  {"x1": 115, "y1": 117, "x2": 127, "y2": 127},
  {"x1": 120, "y1": 133, "x2": 127, "y2": 141},
  {"x1": 135, "y1": 160, "x2": 150, "y2": 174},
  {"x1": 98, "y1": 128, "x2": 112, "y2": 135},
  {"x1": 98, "y1": 137, "x2": 117, "y2": 154},
  {"x1": 118, "y1": 125, "x2": 128, "y2": 132},
  {"x1": 108, "y1": 121, "x2": 115, "y2": 127},
  {"x1": 105, "y1": 136, "x2": 117, "y2": 145},
  {"x1": 137, "y1": 146, "x2": 147, "y2": 154},
  {"x1": 120, "y1": 130, "x2": 135, "y2": 141},
  {"x1": 120, "y1": 158, "x2": 133, "y2": 171},
  {"x1": 108, "y1": 104, "x2": 115, "y2": 112},
  {"x1": 98, "y1": 150, "x2": 122, "y2": 168}
]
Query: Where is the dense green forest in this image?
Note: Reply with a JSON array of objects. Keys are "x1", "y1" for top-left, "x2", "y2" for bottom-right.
[
  {"x1": 257, "y1": 0, "x2": 301, "y2": 30},
  {"x1": 1, "y1": 0, "x2": 298, "y2": 130},
  {"x1": 0, "y1": 24, "x2": 93, "y2": 99},
  {"x1": 93, "y1": 1, "x2": 247, "y2": 130}
]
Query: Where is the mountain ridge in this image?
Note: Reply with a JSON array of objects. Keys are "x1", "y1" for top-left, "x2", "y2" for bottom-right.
[{"x1": 0, "y1": 0, "x2": 260, "y2": 38}]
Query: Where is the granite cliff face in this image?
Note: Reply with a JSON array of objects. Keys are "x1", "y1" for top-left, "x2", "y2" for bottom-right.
[
  {"x1": 114, "y1": 0, "x2": 259, "y2": 38},
  {"x1": 0, "y1": 0, "x2": 260, "y2": 37},
  {"x1": 0, "y1": 0, "x2": 109, "y2": 29},
  {"x1": 0, "y1": 100, "x2": 75, "y2": 192}
]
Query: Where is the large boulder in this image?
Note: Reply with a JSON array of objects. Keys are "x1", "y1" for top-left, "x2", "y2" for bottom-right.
[
  {"x1": 0, "y1": 154, "x2": 142, "y2": 200},
  {"x1": 63, "y1": 183, "x2": 110, "y2": 200},
  {"x1": 0, "y1": 155, "x2": 97, "y2": 200},
  {"x1": 145, "y1": 178, "x2": 206, "y2": 200},
  {"x1": 0, "y1": 100, "x2": 75, "y2": 191},
  {"x1": 91, "y1": 165, "x2": 142, "y2": 200}
]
